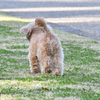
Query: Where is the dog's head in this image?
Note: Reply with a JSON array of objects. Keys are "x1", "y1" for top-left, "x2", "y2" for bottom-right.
[{"x1": 20, "y1": 18, "x2": 47, "y2": 41}]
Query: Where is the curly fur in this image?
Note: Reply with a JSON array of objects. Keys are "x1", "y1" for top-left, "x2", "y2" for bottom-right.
[{"x1": 20, "y1": 17, "x2": 64, "y2": 76}]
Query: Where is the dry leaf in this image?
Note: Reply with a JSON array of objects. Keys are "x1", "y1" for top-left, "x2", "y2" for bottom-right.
[{"x1": 42, "y1": 87, "x2": 49, "y2": 91}]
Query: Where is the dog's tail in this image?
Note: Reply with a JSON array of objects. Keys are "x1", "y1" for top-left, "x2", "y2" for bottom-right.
[
  {"x1": 35, "y1": 17, "x2": 52, "y2": 34},
  {"x1": 35, "y1": 17, "x2": 46, "y2": 28}
]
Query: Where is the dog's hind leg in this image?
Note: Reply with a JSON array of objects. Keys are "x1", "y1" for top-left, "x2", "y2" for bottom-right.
[
  {"x1": 53, "y1": 47, "x2": 64, "y2": 76},
  {"x1": 29, "y1": 53, "x2": 41, "y2": 74},
  {"x1": 53, "y1": 56, "x2": 63, "y2": 76}
]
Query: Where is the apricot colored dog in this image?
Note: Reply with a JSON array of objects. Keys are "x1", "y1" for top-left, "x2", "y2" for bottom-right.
[{"x1": 20, "y1": 18, "x2": 64, "y2": 76}]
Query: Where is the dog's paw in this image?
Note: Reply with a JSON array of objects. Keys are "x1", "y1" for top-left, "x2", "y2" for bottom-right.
[
  {"x1": 53, "y1": 70, "x2": 61, "y2": 76},
  {"x1": 53, "y1": 72, "x2": 59, "y2": 76},
  {"x1": 29, "y1": 72, "x2": 36, "y2": 74}
]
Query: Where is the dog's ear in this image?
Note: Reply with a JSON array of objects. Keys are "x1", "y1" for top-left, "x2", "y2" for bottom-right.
[
  {"x1": 35, "y1": 17, "x2": 46, "y2": 28},
  {"x1": 20, "y1": 22, "x2": 34, "y2": 35},
  {"x1": 20, "y1": 27, "x2": 30, "y2": 35},
  {"x1": 20, "y1": 26, "x2": 33, "y2": 41}
]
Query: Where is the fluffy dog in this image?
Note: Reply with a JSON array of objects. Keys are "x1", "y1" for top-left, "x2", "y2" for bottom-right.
[{"x1": 20, "y1": 18, "x2": 64, "y2": 76}]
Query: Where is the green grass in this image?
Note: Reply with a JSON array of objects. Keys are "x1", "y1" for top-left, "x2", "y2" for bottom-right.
[
  {"x1": 0, "y1": 13, "x2": 100, "y2": 100},
  {"x1": 6, "y1": 44, "x2": 29, "y2": 49}
]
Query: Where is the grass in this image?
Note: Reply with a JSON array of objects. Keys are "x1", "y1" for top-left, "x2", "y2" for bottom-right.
[{"x1": 0, "y1": 12, "x2": 100, "y2": 100}]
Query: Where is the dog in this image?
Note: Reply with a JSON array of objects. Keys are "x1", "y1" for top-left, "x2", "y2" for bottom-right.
[{"x1": 20, "y1": 18, "x2": 64, "y2": 76}]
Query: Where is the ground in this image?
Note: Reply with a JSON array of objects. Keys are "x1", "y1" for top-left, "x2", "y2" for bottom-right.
[{"x1": 0, "y1": 13, "x2": 100, "y2": 100}]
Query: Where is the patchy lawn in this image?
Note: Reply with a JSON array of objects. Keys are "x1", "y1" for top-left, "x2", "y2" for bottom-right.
[{"x1": 0, "y1": 13, "x2": 100, "y2": 100}]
